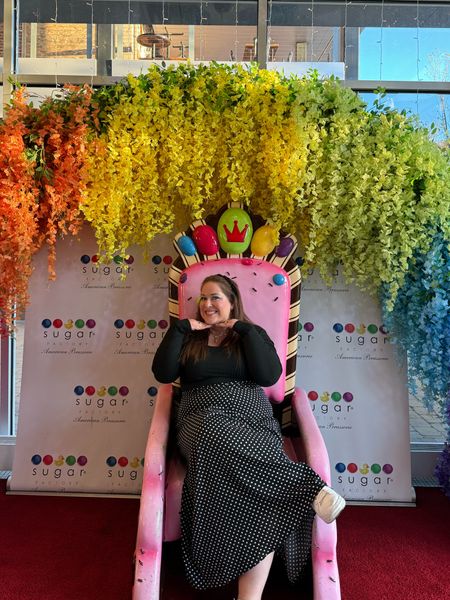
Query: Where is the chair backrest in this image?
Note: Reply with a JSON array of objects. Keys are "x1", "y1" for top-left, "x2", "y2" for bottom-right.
[
  {"x1": 176, "y1": 258, "x2": 291, "y2": 402},
  {"x1": 166, "y1": 203, "x2": 301, "y2": 410}
]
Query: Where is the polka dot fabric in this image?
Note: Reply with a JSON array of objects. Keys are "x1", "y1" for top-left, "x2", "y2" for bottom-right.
[{"x1": 176, "y1": 381, "x2": 325, "y2": 589}]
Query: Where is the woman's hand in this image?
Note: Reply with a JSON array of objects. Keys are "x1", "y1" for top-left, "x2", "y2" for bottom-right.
[{"x1": 188, "y1": 319, "x2": 211, "y2": 331}]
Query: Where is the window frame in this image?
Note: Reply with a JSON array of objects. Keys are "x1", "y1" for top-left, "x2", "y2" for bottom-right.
[{"x1": 1, "y1": 0, "x2": 446, "y2": 475}]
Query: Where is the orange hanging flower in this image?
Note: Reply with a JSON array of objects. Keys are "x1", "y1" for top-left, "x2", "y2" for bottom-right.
[
  {"x1": 0, "y1": 89, "x2": 39, "y2": 334},
  {"x1": 0, "y1": 85, "x2": 94, "y2": 334},
  {"x1": 25, "y1": 85, "x2": 94, "y2": 277}
]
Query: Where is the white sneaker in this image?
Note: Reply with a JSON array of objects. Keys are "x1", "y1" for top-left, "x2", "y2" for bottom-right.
[{"x1": 313, "y1": 486, "x2": 346, "y2": 524}]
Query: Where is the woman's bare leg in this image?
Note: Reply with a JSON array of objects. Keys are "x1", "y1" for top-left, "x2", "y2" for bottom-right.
[{"x1": 237, "y1": 551, "x2": 275, "y2": 600}]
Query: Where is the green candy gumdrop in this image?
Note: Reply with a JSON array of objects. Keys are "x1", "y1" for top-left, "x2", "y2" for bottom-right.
[{"x1": 217, "y1": 207, "x2": 253, "y2": 254}]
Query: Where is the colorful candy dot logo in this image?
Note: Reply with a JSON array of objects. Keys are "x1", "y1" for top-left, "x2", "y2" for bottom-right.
[
  {"x1": 114, "y1": 319, "x2": 168, "y2": 330},
  {"x1": 74, "y1": 385, "x2": 129, "y2": 397},
  {"x1": 106, "y1": 456, "x2": 145, "y2": 468},
  {"x1": 308, "y1": 391, "x2": 353, "y2": 403},
  {"x1": 332, "y1": 323, "x2": 388, "y2": 335},
  {"x1": 31, "y1": 454, "x2": 88, "y2": 466},
  {"x1": 335, "y1": 462, "x2": 393, "y2": 474},
  {"x1": 151, "y1": 255, "x2": 173, "y2": 265},
  {"x1": 42, "y1": 318, "x2": 96, "y2": 329},
  {"x1": 298, "y1": 322, "x2": 314, "y2": 332},
  {"x1": 80, "y1": 254, "x2": 135, "y2": 265},
  {"x1": 308, "y1": 390, "x2": 355, "y2": 415}
]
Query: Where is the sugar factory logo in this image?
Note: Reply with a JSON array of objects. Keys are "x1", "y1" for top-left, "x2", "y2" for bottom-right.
[
  {"x1": 298, "y1": 322, "x2": 315, "y2": 342},
  {"x1": 42, "y1": 318, "x2": 96, "y2": 340},
  {"x1": 79, "y1": 251, "x2": 174, "y2": 288},
  {"x1": 114, "y1": 318, "x2": 168, "y2": 341},
  {"x1": 112, "y1": 318, "x2": 168, "y2": 355},
  {"x1": 31, "y1": 454, "x2": 88, "y2": 479},
  {"x1": 80, "y1": 254, "x2": 135, "y2": 275},
  {"x1": 73, "y1": 385, "x2": 130, "y2": 410},
  {"x1": 72, "y1": 385, "x2": 156, "y2": 424},
  {"x1": 41, "y1": 319, "x2": 96, "y2": 354},
  {"x1": 308, "y1": 390, "x2": 354, "y2": 415},
  {"x1": 106, "y1": 455, "x2": 144, "y2": 481},
  {"x1": 151, "y1": 254, "x2": 173, "y2": 274},
  {"x1": 335, "y1": 461, "x2": 394, "y2": 488},
  {"x1": 80, "y1": 253, "x2": 136, "y2": 289},
  {"x1": 333, "y1": 322, "x2": 389, "y2": 346}
]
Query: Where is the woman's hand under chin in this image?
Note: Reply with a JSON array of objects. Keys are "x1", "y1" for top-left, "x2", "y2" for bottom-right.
[{"x1": 188, "y1": 319, "x2": 211, "y2": 331}]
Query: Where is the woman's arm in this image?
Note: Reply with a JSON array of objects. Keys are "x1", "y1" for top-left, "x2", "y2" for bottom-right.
[
  {"x1": 233, "y1": 322, "x2": 282, "y2": 387},
  {"x1": 151, "y1": 319, "x2": 191, "y2": 383}
]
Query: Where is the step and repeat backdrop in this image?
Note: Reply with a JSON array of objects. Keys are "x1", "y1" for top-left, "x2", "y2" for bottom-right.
[
  {"x1": 296, "y1": 269, "x2": 413, "y2": 503},
  {"x1": 11, "y1": 228, "x2": 413, "y2": 502},
  {"x1": 11, "y1": 227, "x2": 171, "y2": 495}
]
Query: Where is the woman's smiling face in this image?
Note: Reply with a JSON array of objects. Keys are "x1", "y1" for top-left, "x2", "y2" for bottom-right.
[{"x1": 199, "y1": 281, "x2": 233, "y2": 325}]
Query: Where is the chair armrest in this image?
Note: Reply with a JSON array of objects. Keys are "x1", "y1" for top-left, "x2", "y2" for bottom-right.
[
  {"x1": 133, "y1": 384, "x2": 173, "y2": 600},
  {"x1": 292, "y1": 387, "x2": 331, "y2": 484},
  {"x1": 164, "y1": 451, "x2": 185, "y2": 542},
  {"x1": 292, "y1": 388, "x2": 341, "y2": 600}
]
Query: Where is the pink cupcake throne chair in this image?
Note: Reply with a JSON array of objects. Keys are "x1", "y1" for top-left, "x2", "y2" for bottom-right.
[{"x1": 133, "y1": 204, "x2": 341, "y2": 599}]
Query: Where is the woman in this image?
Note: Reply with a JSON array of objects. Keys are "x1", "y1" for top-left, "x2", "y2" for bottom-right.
[{"x1": 152, "y1": 274, "x2": 345, "y2": 600}]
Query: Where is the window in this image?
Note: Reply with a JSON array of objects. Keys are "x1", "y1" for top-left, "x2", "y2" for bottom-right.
[
  {"x1": 361, "y1": 91, "x2": 450, "y2": 142},
  {"x1": 1, "y1": 0, "x2": 447, "y2": 476}
]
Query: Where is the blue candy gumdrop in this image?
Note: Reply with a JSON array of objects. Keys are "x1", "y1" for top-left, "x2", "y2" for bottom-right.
[
  {"x1": 272, "y1": 274, "x2": 286, "y2": 286},
  {"x1": 178, "y1": 235, "x2": 197, "y2": 257}
]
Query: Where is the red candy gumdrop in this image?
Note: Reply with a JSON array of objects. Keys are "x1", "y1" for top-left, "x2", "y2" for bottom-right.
[{"x1": 192, "y1": 225, "x2": 219, "y2": 256}]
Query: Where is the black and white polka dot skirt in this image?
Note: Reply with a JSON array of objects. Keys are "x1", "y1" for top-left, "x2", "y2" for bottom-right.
[{"x1": 176, "y1": 380, "x2": 325, "y2": 590}]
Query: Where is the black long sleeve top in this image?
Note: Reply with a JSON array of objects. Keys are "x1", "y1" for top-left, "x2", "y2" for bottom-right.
[{"x1": 152, "y1": 319, "x2": 282, "y2": 390}]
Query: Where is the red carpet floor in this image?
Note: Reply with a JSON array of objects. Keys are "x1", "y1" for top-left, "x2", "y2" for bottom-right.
[
  {"x1": 338, "y1": 488, "x2": 450, "y2": 600},
  {"x1": 1, "y1": 481, "x2": 449, "y2": 600}
]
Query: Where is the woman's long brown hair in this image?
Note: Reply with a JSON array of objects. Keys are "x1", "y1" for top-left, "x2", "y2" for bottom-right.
[{"x1": 180, "y1": 274, "x2": 252, "y2": 365}]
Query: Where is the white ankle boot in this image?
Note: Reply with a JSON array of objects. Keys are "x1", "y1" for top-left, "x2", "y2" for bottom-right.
[{"x1": 313, "y1": 485, "x2": 346, "y2": 524}]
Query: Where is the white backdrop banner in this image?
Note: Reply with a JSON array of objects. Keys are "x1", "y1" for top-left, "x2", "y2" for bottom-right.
[
  {"x1": 11, "y1": 226, "x2": 173, "y2": 494},
  {"x1": 295, "y1": 267, "x2": 414, "y2": 502},
  {"x1": 11, "y1": 232, "x2": 413, "y2": 502}
]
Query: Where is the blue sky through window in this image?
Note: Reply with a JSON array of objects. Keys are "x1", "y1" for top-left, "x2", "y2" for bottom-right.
[
  {"x1": 360, "y1": 92, "x2": 449, "y2": 142},
  {"x1": 360, "y1": 28, "x2": 450, "y2": 81},
  {"x1": 359, "y1": 28, "x2": 449, "y2": 140}
]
